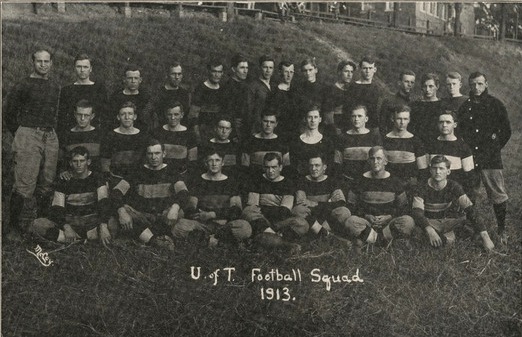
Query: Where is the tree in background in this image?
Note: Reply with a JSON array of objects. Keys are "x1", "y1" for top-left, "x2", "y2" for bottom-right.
[{"x1": 475, "y1": 2, "x2": 521, "y2": 40}]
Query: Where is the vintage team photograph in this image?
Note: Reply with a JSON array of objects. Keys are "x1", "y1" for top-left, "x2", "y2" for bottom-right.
[{"x1": 2, "y1": 1, "x2": 521, "y2": 336}]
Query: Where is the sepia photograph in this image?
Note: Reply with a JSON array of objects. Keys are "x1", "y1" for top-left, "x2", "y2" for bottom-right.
[{"x1": 2, "y1": 1, "x2": 521, "y2": 336}]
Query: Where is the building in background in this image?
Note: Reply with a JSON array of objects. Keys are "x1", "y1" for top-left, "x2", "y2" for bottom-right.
[{"x1": 300, "y1": 2, "x2": 475, "y2": 36}]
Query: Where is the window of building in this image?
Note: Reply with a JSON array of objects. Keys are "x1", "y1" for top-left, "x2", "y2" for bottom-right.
[
  {"x1": 430, "y1": 2, "x2": 437, "y2": 15},
  {"x1": 438, "y1": 3, "x2": 446, "y2": 19},
  {"x1": 385, "y1": 2, "x2": 393, "y2": 12}
]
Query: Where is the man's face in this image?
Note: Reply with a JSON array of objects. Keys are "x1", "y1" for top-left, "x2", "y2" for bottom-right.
[
  {"x1": 70, "y1": 154, "x2": 90, "y2": 175},
  {"x1": 430, "y1": 162, "x2": 450, "y2": 182},
  {"x1": 146, "y1": 144, "x2": 165, "y2": 169},
  {"x1": 208, "y1": 65, "x2": 224, "y2": 84},
  {"x1": 368, "y1": 149, "x2": 387, "y2": 173},
  {"x1": 215, "y1": 120, "x2": 232, "y2": 141},
  {"x1": 33, "y1": 51, "x2": 52, "y2": 77},
  {"x1": 280, "y1": 64, "x2": 294, "y2": 85},
  {"x1": 260, "y1": 61, "x2": 274, "y2": 81},
  {"x1": 232, "y1": 61, "x2": 248, "y2": 81},
  {"x1": 392, "y1": 111, "x2": 410, "y2": 132},
  {"x1": 398, "y1": 75, "x2": 415, "y2": 94},
  {"x1": 351, "y1": 108, "x2": 368, "y2": 129},
  {"x1": 422, "y1": 79, "x2": 438, "y2": 99},
  {"x1": 302, "y1": 63, "x2": 317, "y2": 83},
  {"x1": 75, "y1": 107, "x2": 95, "y2": 129},
  {"x1": 124, "y1": 70, "x2": 142, "y2": 91},
  {"x1": 168, "y1": 66, "x2": 183, "y2": 87},
  {"x1": 360, "y1": 62, "x2": 376, "y2": 81},
  {"x1": 446, "y1": 78, "x2": 462, "y2": 97},
  {"x1": 262, "y1": 115, "x2": 277, "y2": 135},
  {"x1": 339, "y1": 64, "x2": 354, "y2": 84},
  {"x1": 305, "y1": 110, "x2": 321, "y2": 130},
  {"x1": 438, "y1": 114, "x2": 456, "y2": 136},
  {"x1": 205, "y1": 153, "x2": 224, "y2": 175},
  {"x1": 117, "y1": 107, "x2": 137, "y2": 128},
  {"x1": 75, "y1": 59, "x2": 92, "y2": 80},
  {"x1": 309, "y1": 157, "x2": 327, "y2": 180},
  {"x1": 166, "y1": 107, "x2": 183, "y2": 128},
  {"x1": 264, "y1": 158, "x2": 282, "y2": 181},
  {"x1": 469, "y1": 76, "x2": 488, "y2": 96}
]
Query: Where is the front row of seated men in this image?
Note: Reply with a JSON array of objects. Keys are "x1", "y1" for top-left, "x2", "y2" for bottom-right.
[{"x1": 29, "y1": 140, "x2": 495, "y2": 253}]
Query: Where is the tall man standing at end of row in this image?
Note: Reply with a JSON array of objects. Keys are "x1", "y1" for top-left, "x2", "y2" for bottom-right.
[
  {"x1": 458, "y1": 72, "x2": 511, "y2": 244},
  {"x1": 5, "y1": 49, "x2": 61, "y2": 238}
]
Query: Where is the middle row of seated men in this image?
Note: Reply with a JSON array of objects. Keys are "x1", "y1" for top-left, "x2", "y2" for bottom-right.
[
  {"x1": 62, "y1": 98, "x2": 476, "y2": 199},
  {"x1": 33, "y1": 96, "x2": 495, "y2": 252}
]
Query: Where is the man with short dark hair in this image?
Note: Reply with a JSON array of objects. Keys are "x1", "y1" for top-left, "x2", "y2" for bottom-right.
[
  {"x1": 191, "y1": 59, "x2": 225, "y2": 143},
  {"x1": 222, "y1": 53, "x2": 250, "y2": 142},
  {"x1": 346, "y1": 146, "x2": 415, "y2": 245},
  {"x1": 100, "y1": 101, "x2": 149, "y2": 182},
  {"x1": 458, "y1": 72, "x2": 511, "y2": 244},
  {"x1": 271, "y1": 60, "x2": 297, "y2": 141},
  {"x1": 334, "y1": 105, "x2": 382, "y2": 181},
  {"x1": 5, "y1": 49, "x2": 61, "y2": 237},
  {"x1": 173, "y1": 149, "x2": 252, "y2": 247},
  {"x1": 241, "y1": 110, "x2": 290, "y2": 178},
  {"x1": 57, "y1": 53, "x2": 109, "y2": 138},
  {"x1": 247, "y1": 55, "x2": 276, "y2": 135},
  {"x1": 289, "y1": 106, "x2": 334, "y2": 178},
  {"x1": 30, "y1": 146, "x2": 115, "y2": 245},
  {"x1": 110, "y1": 140, "x2": 189, "y2": 250},
  {"x1": 109, "y1": 65, "x2": 150, "y2": 131},
  {"x1": 379, "y1": 70, "x2": 416, "y2": 135},
  {"x1": 295, "y1": 57, "x2": 326, "y2": 118},
  {"x1": 292, "y1": 154, "x2": 376, "y2": 244},
  {"x1": 412, "y1": 155, "x2": 494, "y2": 250},
  {"x1": 344, "y1": 56, "x2": 383, "y2": 130},
  {"x1": 323, "y1": 60, "x2": 357, "y2": 135},
  {"x1": 382, "y1": 105, "x2": 428, "y2": 192},
  {"x1": 199, "y1": 115, "x2": 241, "y2": 177},
  {"x1": 146, "y1": 62, "x2": 191, "y2": 132},
  {"x1": 410, "y1": 73, "x2": 444, "y2": 144},
  {"x1": 426, "y1": 111, "x2": 475, "y2": 195},
  {"x1": 151, "y1": 102, "x2": 197, "y2": 175},
  {"x1": 59, "y1": 99, "x2": 104, "y2": 178},
  {"x1": 242, "y1": 152, "x2": 308, "y2": 253}
]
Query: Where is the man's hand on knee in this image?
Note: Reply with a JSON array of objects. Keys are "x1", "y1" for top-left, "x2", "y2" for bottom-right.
[
  {"x1": 63, "y1": 224, "x2": 80, "y2": 243},
  {"x1": 118, "y1": 207, "x2": 133, "y2": 230},
  {"x1": 425, "y1": 226, "x2": 442, "y2": 247},
  {"x1": 98, "y1": 223, "x2": 111, "y2": 246}
]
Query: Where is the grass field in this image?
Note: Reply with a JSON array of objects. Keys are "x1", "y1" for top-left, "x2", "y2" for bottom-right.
[{"x1": 2, "y1": 4, "x2": 521, "y2": 337}]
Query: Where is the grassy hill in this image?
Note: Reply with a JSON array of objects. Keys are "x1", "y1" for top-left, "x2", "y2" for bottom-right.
[{"x1": 2, "y1": 4, "x2": 521, "y2": 337}]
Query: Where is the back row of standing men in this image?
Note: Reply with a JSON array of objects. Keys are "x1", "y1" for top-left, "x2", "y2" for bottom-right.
[{"x1": 5, "y1": 49, "x2": 511, "y2": 251}]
